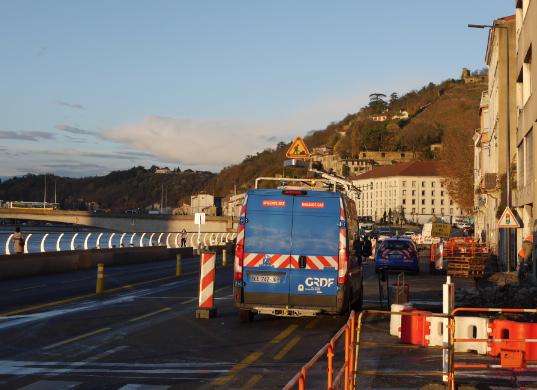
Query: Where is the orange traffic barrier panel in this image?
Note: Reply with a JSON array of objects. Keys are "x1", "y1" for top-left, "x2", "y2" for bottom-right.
[{"x1": 399, "y1": 308, "x2": 432, "y2": 346}]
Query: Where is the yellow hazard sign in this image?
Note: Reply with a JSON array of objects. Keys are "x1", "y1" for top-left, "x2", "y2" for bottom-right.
[
  {"x1": 497, "y1": 206, "x2": 520, "y2": 228},
  {"x1": 431, "y1": 222, "x2": 451, "y2": 239},
  {"x1": 286, "y1": 137, "x2": 310, "y2": 159}
]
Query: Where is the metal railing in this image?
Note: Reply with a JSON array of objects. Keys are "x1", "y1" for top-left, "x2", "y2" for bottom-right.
[{"x1": 1, "y1": 231, "x2": 237, "y2": 255}]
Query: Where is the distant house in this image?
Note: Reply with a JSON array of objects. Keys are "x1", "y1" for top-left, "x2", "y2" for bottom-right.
[
  {"x1": 336, "y1": 128, "x2": 348, "y2": 137},
  {"x1": 155, "y1": 168, "x2": 172, "y2": 174},
  {"x1": 312, "y1": 145, "x2": 333, "y2": 155},
  {"x1": 392, "y1": 110, "x2": 409, "y2": 120},
  {"x1": 372, "y1": 114, "x2": 391, "y2": 121}
]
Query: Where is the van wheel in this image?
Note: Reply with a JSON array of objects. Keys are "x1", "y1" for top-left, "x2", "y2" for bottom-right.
[
  {"x1": 374, "y1": 268, "x2": 380, "y2": 274},
  {"x1": 239, "y1": 309, "x2": 254, "y2": 323}
]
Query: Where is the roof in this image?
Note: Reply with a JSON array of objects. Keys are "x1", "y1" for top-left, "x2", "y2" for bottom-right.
[
  {"x1": 497, "y1": 15, "x2": 516, "y2": 21},
  {"x1": 349, "y1": 161, "x2": 440, "y2": 180}
]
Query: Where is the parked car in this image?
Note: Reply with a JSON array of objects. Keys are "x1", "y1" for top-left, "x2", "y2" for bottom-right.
[
  {"x1": 457, "y1": 222, "x2": 471, "y2": 229},
  {"x1": 402, "y1": 231, "x2": 415, "y2": 238},
  {"x1": 375, "y1": 237, "x2": 421, "y2": 275}
]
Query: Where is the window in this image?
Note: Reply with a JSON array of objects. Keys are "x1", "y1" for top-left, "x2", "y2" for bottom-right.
[
  {"x1": 422, "y1": 190, "x2": 425, "y2": 196},
  {"x1": 403, "y1": 199, "x2": 406, "y2": 204},
  {"x1": 421, "y1": 181, "x2": 425, "y2": 187},
  {"x1": 412, "y1": 208, "x2": 416, "y2": 213},
  {"x1": 412, "y1": 181, "x2": 416, "y2": 188},
  {"x1": 431, "y1": 208, "x2": 435, "y2": 214},
  {"x1": 431, "y1": 182, "x2": 435, "y2": 188},
  {"x1": 422, "y1": 208, "x2": 425, "y2": 214},
  {"x1": 441, "y1": 183, "x2": 444, "y2": 188},
  {"x1": 402, "y1": 190, "x2": 406, "y2": 196},
  {"x1": 403, "y1": 181, "x2": 407, "y2": 187},
  {"x1": 431, "y1": 199, "x2": 435, "y2": 205},
  {"x1": 450, "y1": 200, "x2": 454, "y2": 205},
  {"x1": 528, "y1": 129, "x2": 534, "y2": 183},
  {"x1": 421, "y1": 199, "x2": 425, "y2": 205},
  {"x1": 441, "y1": 191, "x2": 444, "y2": 196},
  {"x1": 449, "y1": 208, "x2": 453, "y2": 215},
  {"x1": 431, "y1": 191, "x2": 435, "y2": 197},
  {"x1": 412, "y1": 190, "x2": 416, "y2": 196},
  {"x1": 441, "y1": 208, "x2": 444, "y2": 215},
  {"x1": 394, "y1": 191, "x2": 396, "y2": 197},
  {"x1": 519, "y1": 141, "x2": 525, "y2": 187},
  {"x1": 412, "y1": 199, "x2": 416, "y2": 205},
  {"x1": 441, "y1": 199, "x2": 444, "y2": 205}
]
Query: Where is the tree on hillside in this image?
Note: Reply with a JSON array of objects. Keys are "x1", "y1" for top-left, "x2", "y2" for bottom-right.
[
  {"x1": 389, "y1": 92, "x2": 398, "y2": 105},
  {"x1": 334, "y1": 136, "x2": 352, "y2": 158},
  {"x1": 276, "y1": 141, "x2": 287, "y2": 149},
  {"x1": 369, "y1": 93, "x2": 388, "y2": 113},
  {"x1": 384, "y1": 122, "x2": 402, "y2": 151},
  {"x1": 350, "y1": 122, "x2": 363, "y2": 157},
  {"x1": 437, "y1": 117, "x2": 475, "y2": 213},
  {"x1": 326, "y1": 134, "x2": 339, "y2": 148}
]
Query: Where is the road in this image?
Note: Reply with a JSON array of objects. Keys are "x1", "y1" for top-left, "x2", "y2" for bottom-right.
[{"x1": 0, "y1": 228, "x2": 531, "y2": 390}]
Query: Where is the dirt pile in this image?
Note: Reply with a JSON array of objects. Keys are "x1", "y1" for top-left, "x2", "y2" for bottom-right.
[{"x1": 455, "y1": 272, "x2": 537, "y2": 309}]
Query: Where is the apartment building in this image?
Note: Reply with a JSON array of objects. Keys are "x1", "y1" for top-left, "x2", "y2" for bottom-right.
[
  {"x1": 513, "y1": 0, "x2": 536, "y2": 278},
  {"x1": 351, "y1": 161, "x2": 465, "y2": 224}
]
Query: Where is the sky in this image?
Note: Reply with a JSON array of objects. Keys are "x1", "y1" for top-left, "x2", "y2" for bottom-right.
[{"x1": 0, "y1": 1, "x2": 515, "y2": 180}]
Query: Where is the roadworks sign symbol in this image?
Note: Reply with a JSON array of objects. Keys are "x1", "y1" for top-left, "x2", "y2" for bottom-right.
[
  {"x1": 286, "y1": 137, "x2": 310, "y2": 159},
  {"x1": 497, "y1": 206, "x2": 520, "y2": 228}
]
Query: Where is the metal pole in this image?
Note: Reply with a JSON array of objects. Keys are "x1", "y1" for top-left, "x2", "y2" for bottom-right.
[{"x1": 504, "y1": 26, "x2": 512, "y2": 271}]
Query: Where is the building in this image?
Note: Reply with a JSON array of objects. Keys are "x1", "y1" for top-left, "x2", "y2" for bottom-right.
[
  {"x1": 190, "y1": 192, "x2": 216, "y2": 216},
  {"x1": 221, "y1": 193, "x2": 246, "y2": 217},
  {"x1": 351, "y1": 161, "x2": 466, "y2": 224},
  {"x1": 513, "y1": 0, "x2": 536, "y2": 280},
  {"x1": 472, "y1": 14, "x2": 517, "y2": 266},
  {"x1": 155, "y1": 168, "x2": 172, "y2": 174},
  {"x1": 372, "y1": 114, "x2": 391, "y2": 121}
]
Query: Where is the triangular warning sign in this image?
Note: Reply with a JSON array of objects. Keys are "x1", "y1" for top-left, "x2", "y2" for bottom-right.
[
  {"x1": 496, "y1": 206, "x2": 520, "y2": 228},
  {"x1": 286, "y1": 137, "x2": 310, "y2": 159}
]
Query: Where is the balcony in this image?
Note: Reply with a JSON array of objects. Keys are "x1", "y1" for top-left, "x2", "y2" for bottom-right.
[{"x1": 484, "y1": 173, "x2": 497, "y2": 190}]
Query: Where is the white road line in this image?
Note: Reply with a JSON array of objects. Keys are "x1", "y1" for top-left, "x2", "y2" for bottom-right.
[
  {"x1": 130, "y1": 308, "x2": 171, "y2": 322},
  {"x1": 17, "y1": 380, "x2": 82, "y2": 390},
  {"x1": 43, "y1": 328, "x2": 111, "y2": 350},
  {"x1": 44, "y1": 346, "x2": 129, "y2": 377}
]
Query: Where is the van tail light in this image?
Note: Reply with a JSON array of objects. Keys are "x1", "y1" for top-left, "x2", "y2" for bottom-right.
[
  {"x1": 234, "y1": 244, "x2": 244, "y2": 280},
  {"x1": 338, "y1": 248, "x2": 348, "y2": 284}
]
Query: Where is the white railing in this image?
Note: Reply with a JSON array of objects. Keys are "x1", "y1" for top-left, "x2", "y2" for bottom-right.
[{"x1": 1, "y1": 231, "x2": 237, "y2": 255}]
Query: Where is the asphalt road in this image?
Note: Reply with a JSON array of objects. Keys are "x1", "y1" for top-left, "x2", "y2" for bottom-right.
[{"x1": 0, "y1": 230, "x2": 532, "y2": 390}]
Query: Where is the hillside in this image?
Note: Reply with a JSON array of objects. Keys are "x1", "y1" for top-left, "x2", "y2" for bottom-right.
[
  {"x1": 0, "y1": 167, "x2": 215, "y2": 211},
  {"x1": 0, "y1": 73, "x2": 486, "y2": 211}
]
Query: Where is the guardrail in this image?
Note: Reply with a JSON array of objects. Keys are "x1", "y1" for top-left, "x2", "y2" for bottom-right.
[{"x1": 1, "y1": 231, "x2": 237, "y2": 255}]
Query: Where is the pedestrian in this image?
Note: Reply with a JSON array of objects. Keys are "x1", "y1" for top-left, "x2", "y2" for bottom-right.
[
  {"x1": 180, "y1": 229, "x2": 187, "y2": 247},
  {"x1": 353, "y1": 234, "x2": 364, "y2": 266},
  {"x1": 13, "y1": 227, "x2": 25, "y2": 254},
  {"x1": 362, "y1": 236, "x2": 373, "y2": 264},
  {"x1": 481, "y1": 230, "x2": 486, "y2": 244},
  {"x1": 463, "y1": 229, "x2": 468, "y2": 237}
]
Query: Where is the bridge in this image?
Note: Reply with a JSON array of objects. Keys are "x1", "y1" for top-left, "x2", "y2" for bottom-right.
[{"x1": 0, "y1": 209, "x2": 236, "y2": 233}]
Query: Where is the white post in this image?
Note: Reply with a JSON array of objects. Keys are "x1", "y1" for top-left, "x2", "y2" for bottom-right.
[{"x1": 443, "y1": 275, "x2": 454, "y2": 382}]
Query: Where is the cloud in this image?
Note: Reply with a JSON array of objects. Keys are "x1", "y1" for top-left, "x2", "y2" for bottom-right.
[
  {"x1": 55, "y1": 125, "x2": 96, "y2": 136},
  {"x1": 53, "y1": 101, "x2": 84, "y2": 110},
  {"x1": 31, "y1": 148, "x2": 153, "y2": 160},
  {"x1": 0, "y1": 131, "x2": 55, "y2": 141},
  {"x1": 37, "y1": 47, "x2": 46, "y2": 56},
  {"x1": 101, "y1": 115, "x2": 288, "y2": 166},
  {"x1": 62, "y1": 135, "x2": 87, "y2": 143}
]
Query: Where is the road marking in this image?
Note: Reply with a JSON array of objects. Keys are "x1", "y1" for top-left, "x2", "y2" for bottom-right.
[
  {"x1": 17, "y1": 380, "x2": 83, "y2": 390},
  {"x1": 0, "y1": 264, "x2": 226, "y2": 317},
  {"x1": 10, "y1": 285, "x2": 47, "y2": 292},
  {"x1": 181, "y1": 285, "x2": 230, "y2": 305},
  {"x1": 117, "y1": 385, "x2": 170, "y2": 390},
  {"x1": 241, "y1": 374, "x2": 263, "y2": 389},
  {"x1": 212, "y1": 352, "x2": 263, "y2": 385},
  {"x1": 129, "y1": 308, "x2": 171, "y2": 322},
  {"x1": 305, "y1": 316, "x2": 323, "y2": 329},
  {"x1": 273, "y1": 336, "x2": 302, "y2": 360},
  {"x1": 270, "y1": 324, "x2": 299, "y2": 344},
  {"x1": 43, "y1": 328, "x2": 111, "y2": 350},
  {"x1": 62, "y1": 278, "x2": 91, "y2": 284}
]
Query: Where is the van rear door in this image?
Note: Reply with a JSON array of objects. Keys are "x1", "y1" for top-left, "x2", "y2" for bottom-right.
[
  {"x1": 242, "y1": 193, "x2": 293, "y2": 306},
  {"x1": 289, "y1": 194, "x2": 341, "y2": 308}
]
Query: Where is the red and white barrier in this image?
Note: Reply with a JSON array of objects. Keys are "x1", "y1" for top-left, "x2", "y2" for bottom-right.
[
  {"x1": 196, "y1": 252, "x2": 217, "y2": 319},
  {"x1": 369, "y1": 239, "x2": 376, "y2": 259},
  {"x1": 435, "y1": 242, "x2": 443, "y2": 269}
]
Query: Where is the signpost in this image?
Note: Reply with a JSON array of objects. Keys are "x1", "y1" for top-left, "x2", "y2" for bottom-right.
[
  {"x1": 194, "y1": 212, "x2": 206, "y2": 249},
  {"x1": 496, "y1": 206, "x2": 520, "y2": 228},
  {"x1": 286, "y1": 137, "x2": 310, "y2": 159},
  {"x1": 431, "y1": 222, "x2": 451, "y2": 239}
]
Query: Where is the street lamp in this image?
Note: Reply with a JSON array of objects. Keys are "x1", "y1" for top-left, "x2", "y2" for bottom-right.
[{"x1": 468, "y1": 23, "x2": 512, "y2": 268}]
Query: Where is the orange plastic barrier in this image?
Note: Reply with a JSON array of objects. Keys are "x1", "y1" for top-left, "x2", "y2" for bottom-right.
[
  {"x1": 488, "y1": 320, "x2": 537, "y2": 361},
  {"x1": 399, "y1": 308, "x2": 432, "y2": 346}
]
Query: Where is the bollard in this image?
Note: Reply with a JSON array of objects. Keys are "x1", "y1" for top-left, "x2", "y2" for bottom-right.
[
  {"x1": 222, "y1": 250, "x2": 227, "y2": 266},
  {"x1": 96, "y1": 263, "x2": 104, "y2": 294},
  {"x1": 176, "y1": 254, "x2": 182, "y2": 276}
]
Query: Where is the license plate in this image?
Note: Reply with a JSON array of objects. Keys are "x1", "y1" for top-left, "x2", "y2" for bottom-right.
[
  {"x1": 251, "y1": 275, "x2": 280, "y2": 283},
  {"x1": 389, "y1": 255, "x2": 403, "y2": 258}
]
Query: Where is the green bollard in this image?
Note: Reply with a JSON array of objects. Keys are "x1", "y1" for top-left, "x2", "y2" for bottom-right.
[{"x1": 96, "y1": 263, "x2": 104, "y2": 293}]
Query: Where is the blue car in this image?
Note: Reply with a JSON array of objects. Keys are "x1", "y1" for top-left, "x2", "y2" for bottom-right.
[{"x1": 374, "y1": 237, "x2": 421, "y2": 275}]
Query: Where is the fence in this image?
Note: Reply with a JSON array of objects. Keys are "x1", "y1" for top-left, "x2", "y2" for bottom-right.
[{"x1": 1, "y1": 231, "x2": 237, "y2": 255}]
